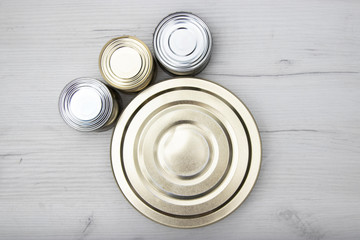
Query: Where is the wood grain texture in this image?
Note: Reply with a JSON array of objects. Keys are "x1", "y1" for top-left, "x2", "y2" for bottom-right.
[{"x1": 0, "y1": 0, "x2": 359, "y2": 239}]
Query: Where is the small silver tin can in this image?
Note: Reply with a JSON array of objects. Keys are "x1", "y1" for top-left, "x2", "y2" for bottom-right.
[
  {"x1": 153, "y1": 12, "x2": 212, "y2": 76},
  {"x1": 59, "y1": 78, "x2": 120, "y2": 131}
]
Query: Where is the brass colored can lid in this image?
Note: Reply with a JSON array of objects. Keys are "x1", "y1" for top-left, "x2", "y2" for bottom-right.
[
  {"x1": 59, "y1": 78, "x2": 119, "y2": 131},
  {"x1": 111, "y1": 78, "x2": 261, "y2": 228},
  {"x1": 153, "y1": 12, "x2": 212, "y2": 75},
  {"x1": 99, "y1": 36, "x2": 154, "y2": 92}
]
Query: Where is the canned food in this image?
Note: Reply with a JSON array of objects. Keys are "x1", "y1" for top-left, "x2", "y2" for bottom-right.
[
  {"x1": 153, "y1": 12, "x2": 212, "y2": 76},
  {"x1": 111, "y1": 78, "x2": 261, "y2": 228},
  {"x1": 59, "y1": 78, "x2": 120, "y2": 131},
  {"x1": 99, "y1": 36, "x2": 154, "y2": 92}
]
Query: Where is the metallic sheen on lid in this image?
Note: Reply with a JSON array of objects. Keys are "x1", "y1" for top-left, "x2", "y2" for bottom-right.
[
  {"x1": 59, "y1": 78, "x2": 120, "y2": 131},
  {"x1": 99, "y1": 36, "x2": 154, "y2": 92},
  {"x1": 154, "y1": 12, "x2": 212, "y2": 75},
  {"x1": 111, "y1": 78, "x2": 261, "y2": 228}
]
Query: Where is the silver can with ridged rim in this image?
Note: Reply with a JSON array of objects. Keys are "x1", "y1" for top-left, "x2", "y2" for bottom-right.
[
  {"x1": 153, "y1": 12, "x2": 212, "y2": 76},
  {"x1": 59, "y1": 78, "x2": 120, "y2": 131},
  {"x1": 99, "y1": 36, "x2": 155, "y2": 92}
]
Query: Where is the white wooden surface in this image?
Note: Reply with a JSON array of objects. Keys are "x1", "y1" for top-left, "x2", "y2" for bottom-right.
[{"x1": 1, "y1": 0, "x2": 359, "y2": 239}]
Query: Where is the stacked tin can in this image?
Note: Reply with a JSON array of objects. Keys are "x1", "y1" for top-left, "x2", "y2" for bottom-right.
[
  {"x1": 154, "y1": 12, "x2": 212, "y2": 75},
  {"x1": 99, "y1": 36, "x2": 154, "y2": 92},
  {"x1": 58, "y1": 78, "x2": 120, "y2": 131}
]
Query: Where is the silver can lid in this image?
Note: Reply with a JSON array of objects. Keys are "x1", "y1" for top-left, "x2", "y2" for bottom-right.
[
  {"x1": 59, "y1": 78, "x2": 114, "y2": 131},
  {"x1": 153, "y1": 12, "x2": 212, "y2": 75}
]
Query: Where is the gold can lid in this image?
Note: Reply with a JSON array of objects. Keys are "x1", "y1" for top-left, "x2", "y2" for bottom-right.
[
  {"x1": 99, "y1": 36, "x2": 154, "y2": 92},
  {"x1": 111, "y1": 78, "x2": 261, "y2": 228}
]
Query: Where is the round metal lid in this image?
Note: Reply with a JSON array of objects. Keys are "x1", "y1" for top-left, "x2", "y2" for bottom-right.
[
  {"x1": 59, "y1": 78, "x2": 114, "y2": 131},
  {"x1": 99, "y1": 36, "x2": 154, "y2": 92},
  {"x1": 153, "y1": 12, "x2": 212, "y2": 75},
  {"x1": 111, "y1": 78, "x2": 261, "y2": 228}
]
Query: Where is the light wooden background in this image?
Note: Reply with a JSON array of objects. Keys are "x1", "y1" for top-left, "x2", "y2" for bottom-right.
[{"x1": 0, "y1": 0, "x2": 359, "y2": 239}]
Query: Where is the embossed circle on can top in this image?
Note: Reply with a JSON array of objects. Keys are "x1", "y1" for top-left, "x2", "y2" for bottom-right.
[
  {"x1": 153, "y1": 12, "x2": 212, "y2": 75},
  {"x1": 110, "y1": 47, "x2": 142, "y2": 79},
  {"x1": 69, "y1": 87, "x2": 102, "y2": 121},
  {"x1": 111, "y1": 78, "x2": 261, "y2": 228}
]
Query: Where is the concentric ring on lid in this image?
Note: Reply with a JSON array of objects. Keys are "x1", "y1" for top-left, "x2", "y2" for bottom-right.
[
  {"x1": 99, "y1": 36, "x2": 154, "y2": 92},
  {"x1": 59, "y1": 78, "x2": 114, "y2": 131},
  {"x1": 154, "y1": 12, "x2": 212, "y2": 75}
]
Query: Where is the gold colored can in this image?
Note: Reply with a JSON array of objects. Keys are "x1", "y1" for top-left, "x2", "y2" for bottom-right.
[
  {"x1": 111, "y1": 78, "x2": 261, "y2": 228},
  {"x1": 99, "y1": 36, "x2": 154, "y2": 92}
]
